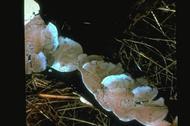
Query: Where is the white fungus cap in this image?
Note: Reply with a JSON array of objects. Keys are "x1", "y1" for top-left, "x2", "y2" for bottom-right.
[
  {"x1": 101, "y1": 74, "x2": 135, "y2": 90},
  {"x1": 42, "y1": 22, "x2": 59, "y2": 65},
  {"x1": 44, "y1": 22, "x2": 59, "y2": 51},
  {"x1": 132, "y1": 85, "x2": 158, "y2": 102},
  {"x1": 24, "y1": 0, "x2": 40, "y2": 25}
]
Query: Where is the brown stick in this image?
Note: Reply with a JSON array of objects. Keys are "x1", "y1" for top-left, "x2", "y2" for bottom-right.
[{"x1": 38, "y1": 93, "x2": 80, "y2": 100}]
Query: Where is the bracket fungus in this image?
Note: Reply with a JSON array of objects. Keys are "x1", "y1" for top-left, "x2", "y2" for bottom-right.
[
  {"x1": 98, "y1": 77, "x2": 168, "y2": 125},
  {"x1": 78, "y1": 60, "x2": 124, "y2": 94},
  {"x1": 25, "y1": 15, "x2": 59, "y2": 53},
  {"x1": 51, "y1": 36, "x2": 104, "y2": 72},
  {"x1": 51, "y1": 36, "x2": 83, "y2": 72},
  {"x1": 25, "y1": 15, "x2": 59, "y2": 74},
  {"x1": 25, "y1": 15, "x2": 47, "y2": 54},
  {"x1": 24, "y1": 13, "x2": 171, "y2": 126},
  {"x1": 77, "y1": 60, "x2": 169, "y2": 125}
]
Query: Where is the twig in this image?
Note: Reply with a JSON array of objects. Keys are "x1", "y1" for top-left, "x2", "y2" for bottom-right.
[
  {"x1": 157, "y1": 7, "x2": 176, "y2": 13},
  {"x1": 38, "y1": 93, "x2": 80, "y2": 100},
  {"x1": 57, "y1": 105, "x2": 91, "y2": 112},
  {"x1": 151, "y1": 11, "x2": 167, "y2": 38}
]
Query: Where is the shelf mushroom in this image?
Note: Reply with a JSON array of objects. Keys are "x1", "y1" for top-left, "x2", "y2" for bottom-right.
[
  {"x1": 78, "y1": 60, "x2": 124, "y2": 94},
  {"x1": 78, "y1": 60, "x2": 169, "y2": 125},
  {"x1": 25, "y1": 16, "x2": 59, "y2": 50},
  {"x1": 25, "y1": 15, "x2": 47, "y2": 54},
  {"x1": 24, "y1": 11, "x2": 171, "y2": 126},
  {"x1": 51, "y1": 36, "x2": 104, "y2": 72},
  {"x1": 25, "y1": 15, "x2": 47, "y2": 74},
  {"x1": 51, "y1": 36, "x2": 83, "y2": 72},
  {"x1": 25, "y1": 15, "x2": 59, "y2": 74},
  {"x1": 98, "y1": 77, "x2": 168, "y2": 125}
]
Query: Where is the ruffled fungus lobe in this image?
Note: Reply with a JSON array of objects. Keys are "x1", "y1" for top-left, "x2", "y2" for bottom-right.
[
  {"x1": 25, "y1": 52, "x2": 47, "y2": 74},
  {"x1": 42, "y1": 22, "x2": 59, "y2": 65},
  {"x1": 97, "y1": 74, "x2": 135, "y2": 112},
  {"x1": 98, "y1": 81, "x2": 168, "y2": 125},
  {"x1": 45, "y1": 22, "x2": 59, "y2": 51},
  {"x1": 82, "y1": 61, "x2": 124, "y2": 79},
  {"x1": 78, "y1": 60, "x2": 124, "y2": 94},
  {"x1": 25, "y1": 40, "x2": 47, "y2": 74},
  {"x1": 51, "y1": 36, "x2": 83, "y2": 72},
  {"x1": 25, "y1": 16, "x2": 59, "y2": 53},
  {"x1": 25, "y1": 15, "x2": 59, "y2": 74},
  {"x1": 78, "y1": 60, "x2": 168, "y2": 125},
  {"x1": 127, "y1": 98, "x2": 168, "y2": 125},
  {"x1": 53, "y1": 36, "x2": 83, "y2": 64},
  {"x1": 25, "y1": 15, "x2": 47, "y2": 54}
]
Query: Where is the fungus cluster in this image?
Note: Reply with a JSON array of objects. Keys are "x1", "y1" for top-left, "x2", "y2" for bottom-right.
[{"x1": 24, "y1": 1, "x2": 173, "y2": 125}]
